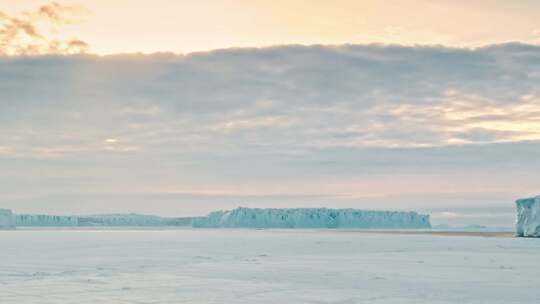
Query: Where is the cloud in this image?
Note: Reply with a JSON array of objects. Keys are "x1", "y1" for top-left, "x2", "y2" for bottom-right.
[
  {"x1": 1, "y1": 43, "x2": 540, "y2": 158},
  {"x1": 38, "y1": 2, "x2": 84, "y2": 23},
  {"x1": 0, "y1": 2, "x2": 89, "y2": 55},
  {"x1": 366, "y1": 93, "x2": 540, "y2": 145},
  {"x1": 1, "y1": 43, "x2": 539, "y2": 219}
]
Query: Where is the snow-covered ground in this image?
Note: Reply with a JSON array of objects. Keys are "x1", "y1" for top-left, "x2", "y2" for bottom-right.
[{"x1": 1, "y1": 229, "x2": 539, "y2": 303}]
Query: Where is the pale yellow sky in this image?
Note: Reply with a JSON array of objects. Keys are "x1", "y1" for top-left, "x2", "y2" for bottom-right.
[{"x1": 2, "y1": 0, "x2": 540, "y2": 54}]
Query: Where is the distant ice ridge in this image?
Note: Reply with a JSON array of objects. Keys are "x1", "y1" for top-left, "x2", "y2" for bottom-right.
[
  {"x1": 516, "y1": 196, "x2": 540, "y2": 237},
  {"x1": 0, "y1": 209, "x2": 15, "y2": 229},
  {"x1": 15, "y1": 214, "x2": 79, "y2": 227},
  {"x1": 192, "y1": 207, "x2": 431, "y2": 229},
  {"x1": 14, "y1": 213, "x2": 193, "y2": 227},
  {"x1": 79, "y1": 214, "x2": 172, "y2": 226}
]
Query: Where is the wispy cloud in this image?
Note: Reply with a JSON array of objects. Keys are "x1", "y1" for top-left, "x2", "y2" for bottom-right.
[
  {"x1": 367, "y1": 93, "x2": 540, "y2": 146},
  {"x1": 0, "y1": 2, "x2": 89, "y2": 55}
]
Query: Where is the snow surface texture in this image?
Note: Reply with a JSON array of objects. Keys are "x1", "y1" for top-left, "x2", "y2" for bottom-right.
[
  {"x1": 516, "y1": 196, "x2": 540, "y2": 237},
  {"x1": 0, "y1": 230, "x2": 538, "y2": 304},
  {"x1": 193, "y1": 207, "x2": 431, "y2": 229},
  {"x1": 0, "y1": 209, "x2": 15, "y2": 229}
]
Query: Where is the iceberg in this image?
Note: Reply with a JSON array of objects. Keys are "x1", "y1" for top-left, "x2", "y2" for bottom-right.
[
  {"x1": 15, "y1": 214, "x2": 79, "y2": 227},
  {"x1": 516, "y1": 196, "x2": 540, "y2": 237},
  {"x1": 192, "y1": 207, "x2": 431, "y2": 229},
  {"x1": 79, "y1": 214, "x2": 171, "y2": 226},
  {"x1": 0, "y1": 209, "x2": 15, "y2": 229},
  {"x1": 15, "y1": 213, "x2": 194, "y2": 227}
]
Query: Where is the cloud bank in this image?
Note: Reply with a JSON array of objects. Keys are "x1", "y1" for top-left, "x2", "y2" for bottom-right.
[
  {"x1": 2, "y1": 43, "x2": 540, "y2": 152},
  {"x1": 1, "y1": 43, "x2": 539, "y2": 224},
  {"x1": 0, "y1": 2, "x2": 88, "y2": 55}
]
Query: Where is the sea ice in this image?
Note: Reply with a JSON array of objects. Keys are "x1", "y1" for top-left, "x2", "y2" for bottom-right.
[{"x1": 1, "y1": 229, "x2": 539, "y2": 304}]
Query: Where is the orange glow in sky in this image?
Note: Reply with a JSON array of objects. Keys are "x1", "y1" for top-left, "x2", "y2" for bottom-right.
[{"x1": 2, "y1": 0, "x2": 540, "y2": 54}]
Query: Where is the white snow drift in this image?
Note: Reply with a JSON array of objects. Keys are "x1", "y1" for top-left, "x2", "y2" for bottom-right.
[
  {"x1": 192, "y1": 207, "x2": 431, "y2": 229},
  {"x1": 0, "y1": 209, "x2": 15, "y2": 229},
  {"x1": 516, "y1": 196, "x2": 540, "y2": 237}
]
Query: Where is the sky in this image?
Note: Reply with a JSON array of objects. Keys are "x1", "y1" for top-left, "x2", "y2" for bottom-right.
[
  {"x1": 2, "y1": 0, "x2": 540, "y2": 54},
  {"x1": 1, "y1": 1, "x2": 539, "y2": 226}
]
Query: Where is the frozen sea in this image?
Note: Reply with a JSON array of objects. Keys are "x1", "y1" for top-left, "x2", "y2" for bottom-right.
[{"x1": 1, "y1": 229, "x2": 539, "y2": 303}]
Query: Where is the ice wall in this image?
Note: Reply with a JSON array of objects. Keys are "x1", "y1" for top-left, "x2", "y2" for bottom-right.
[
  {"x1": 516, "y1": 196, "x2": 540, "y2": 237},
  {"x1": 15, "y1": 214, "x2": 79, "y2": 227},
  {"x1": 0, "y1": 209, "x2": 15, "y2": 229},
  {"x1": 14, "y1": 213, "x2": 193, "y2": 227},
  {"x1": 78, "y1": 214, "x2": 169, "y2": 226},
  {"x1": 192, "y1": 207, "x2": 431, "y2": 229}
]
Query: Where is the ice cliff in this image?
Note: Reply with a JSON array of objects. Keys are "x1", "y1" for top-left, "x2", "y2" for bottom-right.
[
  {"x1": 16, "y1": 214, "x2": 79, "y2": 227},
  {"x1": 192, "y1": 207, "x2": 431, "y2": 229},
  {"x1": 14, "y1": 213, "x2": 193, "y2": 227},
  {"x1": 516, "y1": 196, "x2": 540, "y2": 237},
  {"x1": 78, "y1": 214, "x2": 172, "y2": 226},
  {"x1": 0, "y1": 209, "x2": 15, "y2": 229}
]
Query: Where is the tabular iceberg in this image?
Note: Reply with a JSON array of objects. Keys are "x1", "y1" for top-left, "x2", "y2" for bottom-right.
[
  {"x1": 79, "y1": 214, "x2": 172, "y2": 226},
  {"x1": 516, "y1": 196, "x2": 540, "y2": 237},
  {"x1": 192, "y1": 207, "x2": 431, "y2": 229},
  {"x1": 0, "y1": 209, "x2": 15, "y2": 229},
  {"x1": 15, "y1": 214, "x2": 79, "y2": 227},
  {"x1": 14, "y1": 213, "x2": 193, "y2": 227}
]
